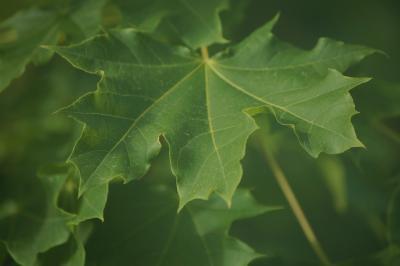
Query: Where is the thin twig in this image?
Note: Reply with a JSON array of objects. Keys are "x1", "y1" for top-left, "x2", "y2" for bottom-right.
[{"x1": 259, "y1": 139, "x2": 332, "y2": 266}]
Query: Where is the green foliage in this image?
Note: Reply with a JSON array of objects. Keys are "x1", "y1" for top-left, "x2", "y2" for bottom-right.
[
  {"x1": 0, "y1": 0, "x2": 399, "y2": 265},
  {"x1": 110, "y1": 0, "x2": 228, "y2": 48},
  {"x1": 85, "y1": 182, "x2": 273, "y2": 266},
  {"x1": 51, "y1": 16, "x2": 374, "y2": 209},
  {"x1": 0, "y1": 0, "x2": 107, "y2": 92},
  {"x1": 0, "y1": 165, "x2": 74, "y2": 266}
]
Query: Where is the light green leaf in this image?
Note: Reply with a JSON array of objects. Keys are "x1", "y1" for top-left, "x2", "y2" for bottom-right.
[
  {"x1": 73, "y1": 183, "x2": 108, "y2": 224},
  {"x1": 85, "y1": 181, "x2": 272, "y2": 266},
  {"x1": 53, "y1": 16, "x2": 375, "y2": 208},
  {"x1": 37, "y1": 223, "x2": 93, "y2": 266},
  {"x1": 57, "y1": 165, "x2": 109, "y2": 224}
]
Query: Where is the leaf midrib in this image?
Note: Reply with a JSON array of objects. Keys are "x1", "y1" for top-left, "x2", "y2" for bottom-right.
[{"x1": 204, "y1": 63, "x2": 228, "y2": 196}]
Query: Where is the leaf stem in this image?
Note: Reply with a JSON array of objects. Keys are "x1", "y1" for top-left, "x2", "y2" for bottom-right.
[
  {"x1": 201, "y1": 46, "x2": 209, "y2": 62},
  {"x1": 259, "y1": 139, "x2": 332, "y2": 266}
]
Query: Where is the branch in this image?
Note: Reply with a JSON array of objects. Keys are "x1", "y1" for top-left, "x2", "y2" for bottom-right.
[{"x1": 258, "y1": 136, "x2": 332, "y2": 266}]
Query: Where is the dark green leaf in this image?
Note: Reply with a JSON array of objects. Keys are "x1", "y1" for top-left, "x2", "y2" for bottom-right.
[
  {"x1": 0, "y1": 165, "x2": 74, "y2": 266},
  {"x1": 85, "y1": 181, "x2": 273, "y2": 266},
  {"x1": 0, "y1": 0, "x2": 106, "y2": 92},
  {"x1": 113, "y1": 0, "x2": 228, "y2": 48},
  {"x1": 53, "y1": 16, "x2": 375, "y2": 208}
]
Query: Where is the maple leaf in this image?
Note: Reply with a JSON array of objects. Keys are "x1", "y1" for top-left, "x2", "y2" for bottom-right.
[
  {"x1": 84, "y1": 182, "x2": 273, "y2": 266},
  {"x1": 57, "y1": 166, "x2": 109, "y2": 225},
  {"x1": 37, "y1": 224, "x2": 90, "y2": 266},
  {"x1": 0, "y1": 160, "x2": 107, "y2": 266},
  {"x1": 111, "y1": 0, "x2": 228, "y2": 48},
  {"x1": 0, "y1": 0, "x2": 106, "y2": 92},
  {"x1": 52, "y1": 15, "x2": 375, "y2": 208},
  {"x1": 0, "y1": 165, "x2": 74, "y2": 266}
]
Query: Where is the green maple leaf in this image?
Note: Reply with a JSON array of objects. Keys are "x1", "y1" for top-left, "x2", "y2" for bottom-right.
[
  {"x1": 53, "y1": 15, "x2": 375, "y2": 208},
  {"x1": 72, "y1": 183, "x2": 108, "y2": 225},
  {"x1": 84, "y1": 181, "x2": 273, "y2": 266},
  {"x1": 56, "y1": 166, "x2": 109, "y2": 225},
  {"x1": 0, "y1": 0, "x2": 106, "y2": 92},
  {"x1": 111, "y1": 0, "x2": 228, "y2": 48},
  {"x1": 0, "y1": 162, "x2": 108, "y2": 266},
  {"x1": 0, "y1": 165, "x2": 74, "y2": 266},
  {"x1": 37, "y1": 223, "x2": 92, "y2": 266}
]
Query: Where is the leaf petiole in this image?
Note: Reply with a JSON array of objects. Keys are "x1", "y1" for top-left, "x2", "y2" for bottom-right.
[
  {"x1": 201, "y1": 46, "x2": 209, "y2": 62},
  {"x1": 258, "y1": 137, "x2": 332, "y2": 266}
]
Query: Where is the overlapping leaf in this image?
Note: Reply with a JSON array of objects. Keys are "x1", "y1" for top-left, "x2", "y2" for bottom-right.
[
  {"x1": 0, "y1": 0, "x2": 106, "y2": 92},
  {"x1": 0, "y1": 163, "x2": 108, "y2": 266},
  {"x1": 53, "y1": 16, "x2": 375, "y2": 208},
  {"x1": 111, "y1": 0, "x2": 228, "y2": 48},
  {"x1": 37, "y1": 223, "x2": 92, "y2": 266},
  {"x1": 84, "y1": 182, "x2": 272, "y2": 266},
  {"x1": 0, "y1": 54, "x2": 104, "y2": 265},
  {"x1": 0, "y1": 165, "x2": 74, "y2": 266},
  {"x1": 56, "y1": 167, "x2": 109, "y2": 225}
]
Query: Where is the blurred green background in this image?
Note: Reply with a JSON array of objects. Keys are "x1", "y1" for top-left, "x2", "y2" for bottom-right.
[{"x1": 0, "y1": 0, "x2": 399, "y2": 265}]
